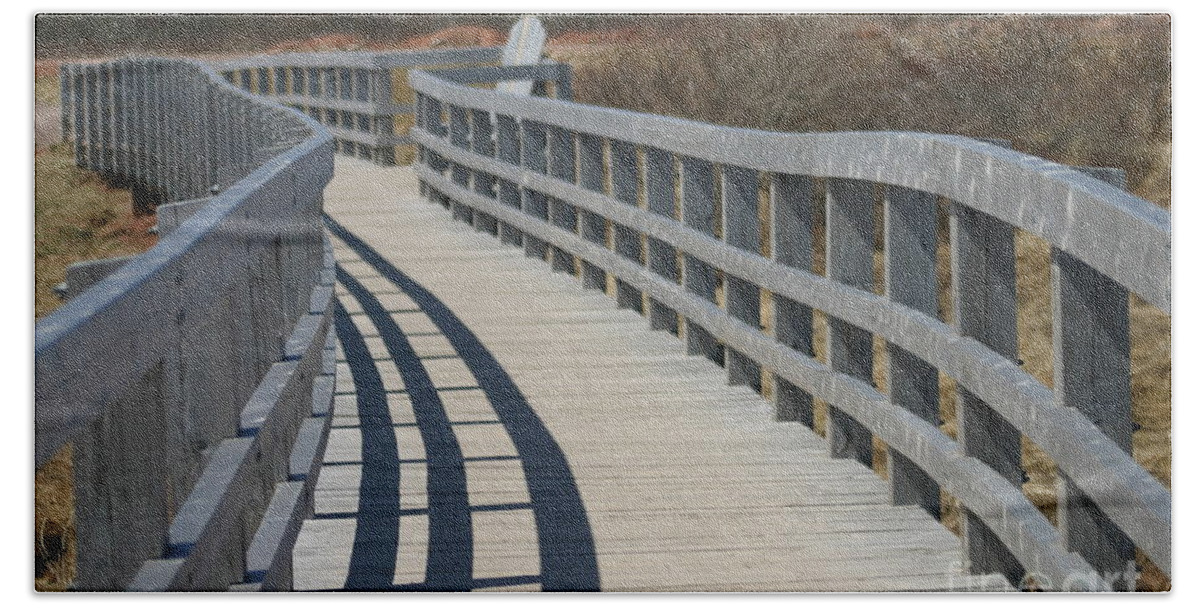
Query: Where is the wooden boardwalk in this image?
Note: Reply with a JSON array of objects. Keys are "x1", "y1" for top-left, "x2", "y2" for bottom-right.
[{"x1": 291, "y1": 157, "x2": 1008, "y2": 592}]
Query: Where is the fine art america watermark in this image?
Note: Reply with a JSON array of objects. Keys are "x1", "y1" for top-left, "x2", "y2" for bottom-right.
[{"x1": 945, "y1": 561, "x2": 1140, "y2": 592}]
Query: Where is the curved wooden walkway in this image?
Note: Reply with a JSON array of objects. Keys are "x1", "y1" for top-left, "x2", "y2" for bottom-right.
[{"x1": 291, "y1": 157, "x2": 1009, "y2": 592}]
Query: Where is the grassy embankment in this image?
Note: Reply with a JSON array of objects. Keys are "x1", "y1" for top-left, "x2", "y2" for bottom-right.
[{"x1": 554, "y1": 14, "x2": 1170, "y2": 590}]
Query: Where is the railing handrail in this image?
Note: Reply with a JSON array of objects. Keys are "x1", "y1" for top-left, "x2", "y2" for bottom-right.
[
  {"x1": 409, "y1": 62, "x2": 1171, "y2": 589},
  {"x1": 35, "y1": 56, "x2": 331, "y2": 466},
  {"x1": 410, "y1": 69, "x2": 1170, "y2": 314},
  {"x1": 40, "y1": 54, "x2": 337, "y2": 591}
]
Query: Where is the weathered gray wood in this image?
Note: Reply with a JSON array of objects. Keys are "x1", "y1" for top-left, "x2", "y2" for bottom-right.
[
  {"x1": 448, "y1": 106, "x2": 471, "y2": 211},
  {"x1": 1053, "y1": 167, "x2": 1136, "y2": 585},
  {"x1": 470, "y1": 109, "x2": 499, "y2": 234},
  {"x1": 411, "y1": 69, "x2": 1170, "y2": 314},
  {"x1": 73, "y1": 363, "x2": 171, "y2": 590},
  {"x1": 520, "y1": 120, "x2": 549, "y2": 259},
  {"x1": 770, "y1": 173, "x2": 814, "y2": 426},
  {"x1": 824, "y1": 178, "x2": 875, "y2": 467},
  {"x1": 643, "y1": 147, "x2": 679, "y2": 333},
  {"x1": 547, "y1": 126, "x2": 577, "y2": 273},
  {"x1": 680, "y1": 156, "x2": 722, "y2": 365},
  {"x1": 412, "y1": 165, "x2": 1105, "y2": 589},
  {"x1": 610, "y1": 140, "x2": 643, "y2": 312},
  {"x1": 495, "y1": 114, "x2": 523, "y2": 246},
  {"x1": 951, "y1": 199, "x2": 1024, "y2": 585},
  {"x1": 578, "y1": 134, "x2": 608, "y2": 290},
  {"x1": 722, "y1": 165, "x2": 762, "y2": 390},
  {"x1": 408, "y1": 70, "x2": 1170, "y2": 580},
  {"x1": 883, "y1": 185, "x2": 941, "y2": 518},
  {"x1": 410, "y1": 131, "x2": 1167, "y2": 570}
]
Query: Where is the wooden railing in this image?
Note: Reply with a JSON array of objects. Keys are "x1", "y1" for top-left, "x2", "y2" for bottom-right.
[
  {"x1": 209, "y1": 46, "x2": 504, "y2": 165},
  {"x1": 38, "y1": 57, "x2": 336, "y2": 591},
  {"x1": 409, "y1": 62, "x2": 1171, "y2": 591}
]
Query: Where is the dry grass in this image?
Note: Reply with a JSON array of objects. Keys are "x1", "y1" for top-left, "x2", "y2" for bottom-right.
[{"x1": 555, "y1": 14, "x2": 1171, "y2": 590}]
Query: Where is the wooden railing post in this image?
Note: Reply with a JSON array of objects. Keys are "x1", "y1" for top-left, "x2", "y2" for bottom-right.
[
  {"x1": 577, "y1": 134, "x2": 608, "y2": 290},
  {"x1": 1053, "y1": 166, "x2": 1136, "y2": 588},
  {"x1": 722, "y1": 165, "x2": 762, "y2": 390},
  {"x1": 448, "y1": 105, "x2": 472, "y2": 223},
  {"x1": 547, "y1": 126, "x2": 578, "y2": 272},
  {"x1": 373, "y1": 64, "x2": 396, "y2": 166},
  {"x1": 471, "y1": 109, "x2": 499, "y2": 235},
  {"x1": 495, "y1": 114, "x2": 523, "y2": 248},
  {"x1": 883, "y1": 185, "x2": 942, "y2": 518},
  {"x1": 610, "y1": 140, "x2": 643, "y2": 312},
  {"x1": 824, "y1": 178, "x2": 875, "y2": 467},
  {"x1": 644, "y1": 148, "x2": 679, "y2": 333},
  {"x1": 771, "y1": 173, "x2": 815, "y2": 426},
  {"x1": 681, "y1": 156, "x2": 723, "y2": 365},
  {"x1": 951, "y1": 198, "x2": 1024, "y2": 585},
  {"x1": 519, "y1": 120, "x2": 550, "y2": 260}
]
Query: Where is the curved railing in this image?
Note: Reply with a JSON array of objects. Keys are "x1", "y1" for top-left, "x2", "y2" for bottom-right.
[
  {"x1": 38, "y1": 57, "x2": 336, "y2": 590},
  {"x1": 208, "y1": 47, "x2": 504, "y2": 165},
  {"x1": 409, "y1": 65, "x2": 1171, "y2": 590}
]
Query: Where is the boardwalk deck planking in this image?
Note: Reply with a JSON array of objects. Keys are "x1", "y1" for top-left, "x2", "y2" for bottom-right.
[{"x1": 290, "y1": 158, "x2": 1009, "y2": 592}]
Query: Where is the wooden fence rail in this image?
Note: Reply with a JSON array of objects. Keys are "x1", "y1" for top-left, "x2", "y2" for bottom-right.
[
  {"x1": 408, "y1": 61, "x2": 1171, "y2": 591},
  {"x1": 38, "y1": 57, "x2": 336, "y2": 591}
]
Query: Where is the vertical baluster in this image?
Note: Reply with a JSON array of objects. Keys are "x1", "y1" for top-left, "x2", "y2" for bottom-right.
[
  {"x1": 86, "y1": 65, "x2": 100, "y2": 170},
  {"x1": 471, "y1": 109, "x2": 499, "y2": 234},
  {"x1": 448, "y1": 106, "x2": 472, "y2": 222},
  {"x1": 610, "y1": 141, "x2": 643, "y2": 311},
  {"x1": 495, "y1": 114, "x2": 523, "y2": 247},
  {"x1": 306, "y1": 67, "x2": 320, "y2": 99},
  {"x1": 884, "y1": 184, "x2": 942, "y2": 517},
  {"x1": 355, "y1": 68, "x2": 370, "y2": 102},
  {"x1": 324, "y1": 67, "x2": 336, "y2": 100},
  {"x1": 340, "y1": 67, "x2": 351, "y2": 100},
  {"x1": 548, "y1": 126, "x2": 577, "y2": 272},
  {"x1": 681, "y1": 156, "x2": 722, "y2": 365},
  {"x1": 257, "y1": 67, "x2": 269, "y2": 95},
  {"x1": 723, "y1": 165, "x2": 762, "y2": 390},
  {"x1": 379, "y1": 65, "x2": 397, "y2": 166},
  {"x1": 149, "y1": 63, "x2": 166, "y2": 203},
  {"x1": 97, "y1": 64, "x2": 113, "y2": 180},
  {"x1": 824, "y1": 178, "x2": 875, "y2": 467},
  {"x1": 274, "y1": 67, "x2": 286, "y2": 97},
  {"x1": 292, "y1": 67, "x2": 304, "y2": 96},
  {"x1": 1053, "y1": 167, "x2": 1135, "y2": 587},
  {"x1": 951, "y1": 198, "x2": 1023, "y2": 585},
  {"x1": 131, "y1": 62, "x2": 148, "y2": 197},
  {"x1": 520, "y1": 120, "x2": 549, "y2": 260},
  {"x1": 239, "y1": 69, "x2": 252, "y2": 92},
  {"x1": 772, "y1": 174, "x2": 816, "y2": 425},
  {"x1": 644, "y1": 148, "x2": 679, "y2": 333},
  {"x1": 72, "y1": 64, "x2": 86, "y2": 166},
  {"x1": 60, "y1": 64, "x2": 73, "y2": 145},
  {"x1": 414, "y1": 92, "x2": 428, "y2": 197},
  {"x1": 111, "y1": 63, "x2": 127, "y2": 182},
  {"x1": 577, "y1": 134, "x2": 607, "y2": 290}
]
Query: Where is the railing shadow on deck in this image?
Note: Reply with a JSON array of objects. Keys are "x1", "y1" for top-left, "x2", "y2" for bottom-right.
[{"x1": 323, "y1": 216, "x2": 601, "y2": 591}]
